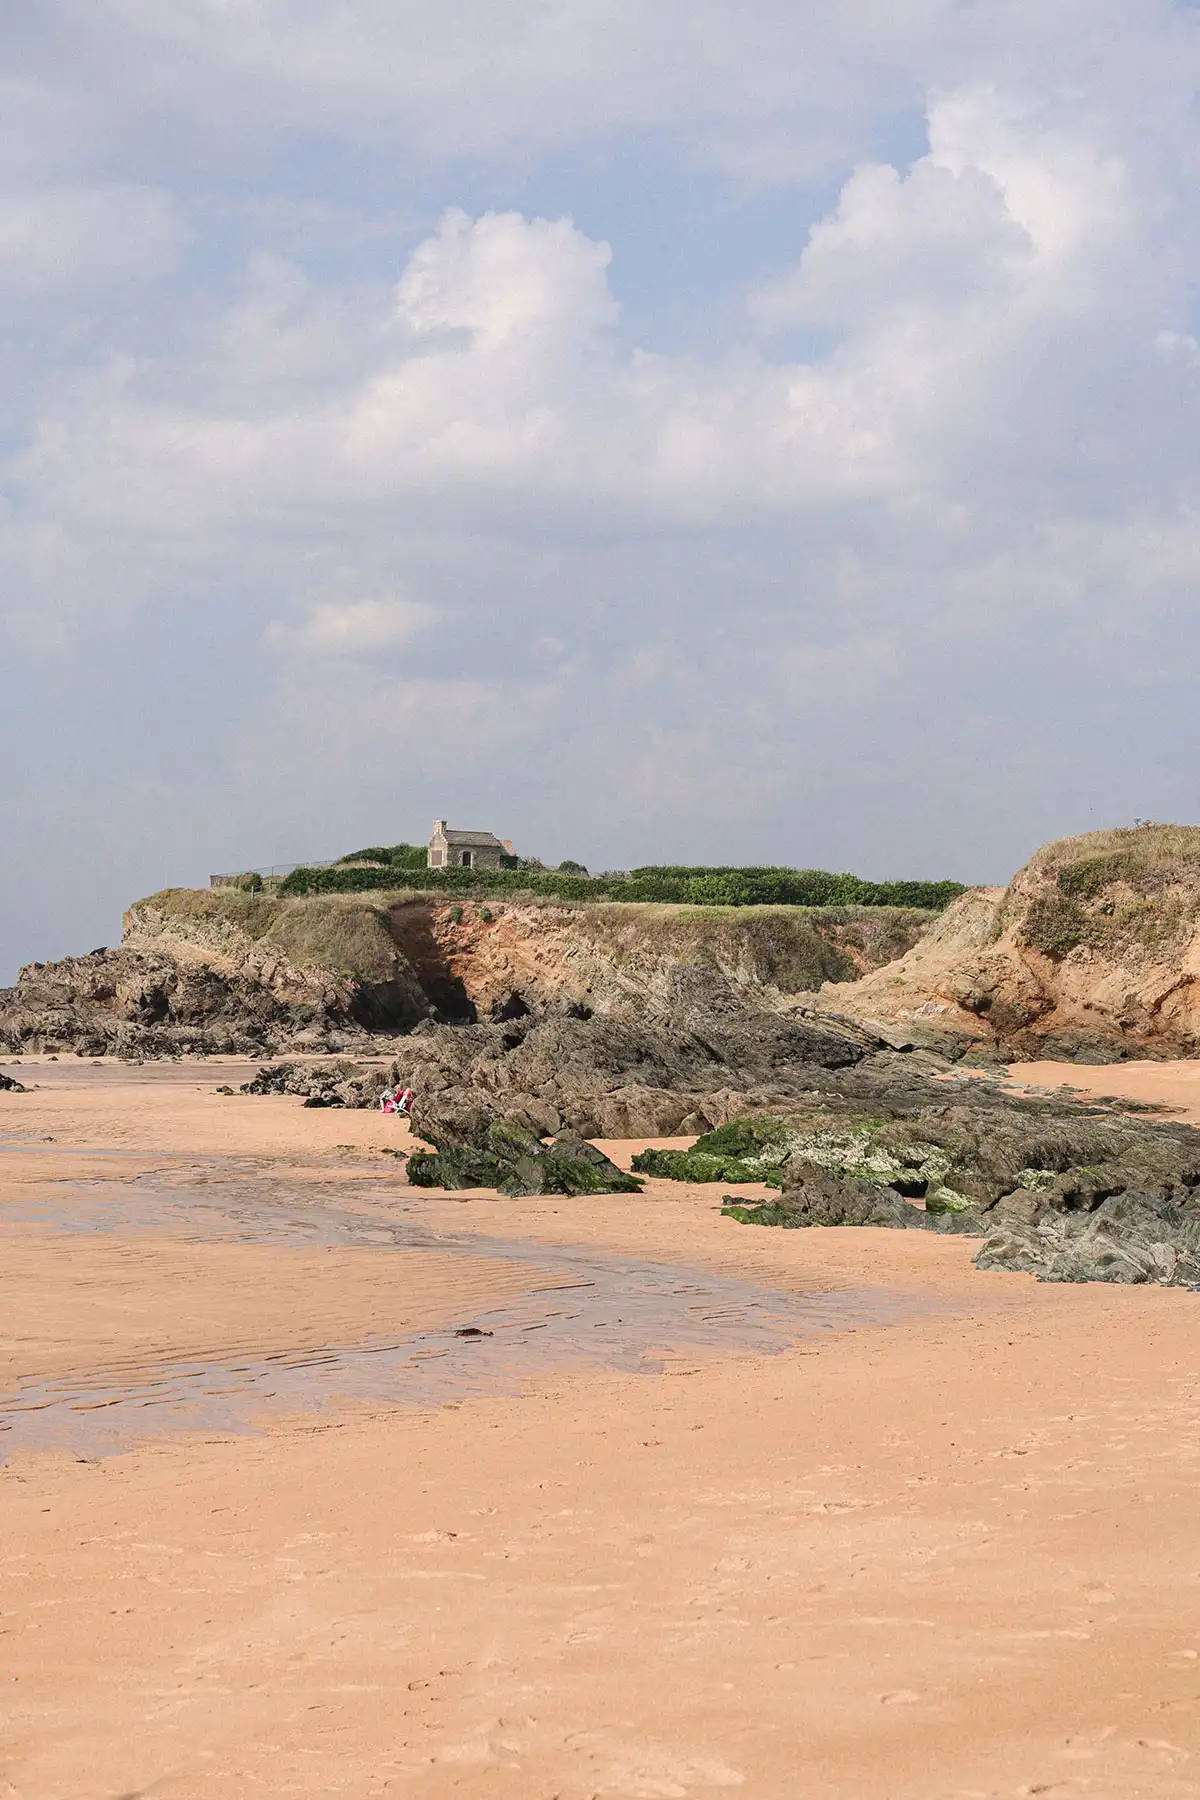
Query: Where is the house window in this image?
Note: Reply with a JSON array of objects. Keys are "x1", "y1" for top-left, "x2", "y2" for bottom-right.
[{"x1": 461, "y1": 850, "x2": 473, "y2": 867}]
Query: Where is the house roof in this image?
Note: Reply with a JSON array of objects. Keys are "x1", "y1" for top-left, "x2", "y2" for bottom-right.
[{"x1": 436, "y1": 828, "x2": 507, "y2": 848}]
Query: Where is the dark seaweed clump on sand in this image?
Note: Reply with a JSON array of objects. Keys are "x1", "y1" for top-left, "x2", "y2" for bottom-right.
[{"x1": 407, "y1": 1118, "x2": 642, "y2": 1197}]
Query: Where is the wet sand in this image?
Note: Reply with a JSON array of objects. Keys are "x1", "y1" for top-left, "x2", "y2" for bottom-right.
[
  {"x1": 3, "y1": 1057, "x2": 1200, "y2": 1797},
  {"x1": 1007, "y1": 1056, "x2": 1200, "y2": 1125}
]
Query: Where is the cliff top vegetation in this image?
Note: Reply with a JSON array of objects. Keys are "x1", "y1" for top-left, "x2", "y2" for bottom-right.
[{"x1": 277, "y1": 853, "x2": 966, "y2": 911}]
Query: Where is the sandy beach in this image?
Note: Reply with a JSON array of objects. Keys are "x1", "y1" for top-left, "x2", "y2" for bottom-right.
[{"x1": 3, "y1": 1056, "x2": 1200, "y2": 1798}]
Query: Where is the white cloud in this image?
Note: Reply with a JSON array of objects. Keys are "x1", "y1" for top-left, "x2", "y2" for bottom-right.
[
  {"x1": 0, "y1": 198, "x2": 934, "y2": 634},
  {"x1": 39, "y1": 0, "x2": 931, "y2": 172},
  {"x1": 266, "y1": 595, "x2": 435, "y2": 655},
  {"x1": 3, "y1": 86, "x2": 1199, "y2": 649},
  {"x1": 751, "y1": 157, "x2": 1027, "y2": 332},
  {"x1": 23, "y1": 0, "x2": 1190, "y2": 188},
  {"x1": 1156, "y1": 329, "x2": 1200, "y2": 368},
  {"x1": 395, "y1": 209, "x2": 618, "y2": 344},
  {"x1": 752, "y1": 82, "x2": 1141, "y2": 346},
  {"x1": 0, "y1": 185, "x2": 184, "y2": 293},
  {"x1": 926, "y1": 84, "x2": 1134, "y2": 267},
  {"x1": 5, "y1": 5, "x2": 1200, "y2": 968}
]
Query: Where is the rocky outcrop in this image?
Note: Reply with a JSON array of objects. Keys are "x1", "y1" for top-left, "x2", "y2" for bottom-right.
[
  {"x1": 0, "y1": 891, "x2": 433, "y2": 1056},
  {"x1": 0, "y1": 1069, "x2": 25, "y2": 1092},
  {"x1": 239, "y1": 1060, "x2": 382, "y2": 1104},
  {"x1": 610, "y1": 1070, "x2": 1200, "y2": 1283},
  {"x1": 731, "y1": 1094, "x2": 1200, "y2": 1282},
  {"x1": 235, "y1": 969, "x2": 1200, "y2": 1280},
  {"x1": 0, "y1": 923, "x2": 427, "y2": 1060},
  {"x1": 721, "y1": 1174, "x2": 985, "y2": 1233},
  {"x1": 819, "y1": 826, "x2": 1200, "y2": 1062},
  {"x1": 236, "y1": 967, "x2": 894, "y2": 1138},
  {"x1": 0, "y1": 886, "x2": 934, "y2": 1058},
  {"x1": 406, "y1": 1120, "x2": 643, "y2": 1196},
  {"x1": 975, "y1": 1190, "x2": 1200, "y2": 1285},
  {"x1": 400, "y1": 967, "x2": 878, "y2": 1143},
  {"x1": 237, "y1": 1062, "x2": 643, "y2": 1192}
]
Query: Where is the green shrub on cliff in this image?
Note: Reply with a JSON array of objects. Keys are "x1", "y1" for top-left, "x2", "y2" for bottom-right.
[
  {"x1": 279, "y1": 859, "x2": 965, "y2": 910},
  {"x1": 337, "y1": 843, "x2": 428, "y2": 870},
  {"x1": 1019, "y1": 892, "x2": 1091, "y2": 959}
]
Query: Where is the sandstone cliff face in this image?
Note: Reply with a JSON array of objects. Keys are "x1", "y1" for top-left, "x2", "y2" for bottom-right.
[
  {"x1": 822, "y1": 826, "x2": 1200, "y2": 1062},
  {"x1": 389, "y1": 898, "x2": 933, "y2": 1025},
  {"x1": 0, "y1": 888, "x2": 934, "y2": 1057}
]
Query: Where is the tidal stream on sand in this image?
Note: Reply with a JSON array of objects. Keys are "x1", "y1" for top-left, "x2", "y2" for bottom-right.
[{"x1": 0, "y1": 1155, "x2": 933, "y2": 1460}]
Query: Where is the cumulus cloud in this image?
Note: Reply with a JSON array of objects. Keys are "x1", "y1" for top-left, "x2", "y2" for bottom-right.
[
  {"x1": 4, "y1": 73, "x2": 1184, "y2": 595},
  {"x1": 395, "y1": 209, "x2": 618, "y2": 344},
  {"x1": 4, "y1": 87, "x2": 1199, "y2": 656}
]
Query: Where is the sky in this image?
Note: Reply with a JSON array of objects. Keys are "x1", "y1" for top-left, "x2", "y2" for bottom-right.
[{"x1": 3, "y1": 1, "x2": 1200, "y2": 980}]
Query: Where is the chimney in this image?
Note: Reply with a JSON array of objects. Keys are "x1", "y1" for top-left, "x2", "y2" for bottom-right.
[{"x1": 434, "y1": 819, "x2": 447, "y2": 834}]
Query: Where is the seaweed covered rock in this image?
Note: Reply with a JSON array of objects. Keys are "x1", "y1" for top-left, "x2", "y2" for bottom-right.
[
  {"x1": 632, "y1": 1117, "x2": 800, "y2": 1184},
  {"x1": 407, "y1": 1118, "x2": 643, "y2": 1197},
  {"x1": 975, "y1": 1190, "x2": 1200, "y2": 1285},
  {"x1": 721, "y1": 1172, "x2": 984, "y2": 1233},
  {"x1": 638, "y1": 1112, "x2": 983, "y2": 1202},
  {"x1": 710, "y1": 1094, "x2": 1200, "y2": 1275}
]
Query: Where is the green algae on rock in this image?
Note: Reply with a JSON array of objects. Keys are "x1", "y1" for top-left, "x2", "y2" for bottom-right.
[
  {"x1": 632, "y1": 1117, "x2": 800, "y2": 1185},
  {"x1": 712, "y1": 1098, "x2": 1200, "y2": 1277},
  {"x1": 633, "y1": 1115, "x2": 964, "y2": 1196},
  {"x1": 407, "y1": 1118, "x2": 643, "y2": 1197}
]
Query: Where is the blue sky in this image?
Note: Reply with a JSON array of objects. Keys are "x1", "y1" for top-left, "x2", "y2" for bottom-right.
[{"x1": 3, "y1": 1, "x2": 1200, "y2": 979}]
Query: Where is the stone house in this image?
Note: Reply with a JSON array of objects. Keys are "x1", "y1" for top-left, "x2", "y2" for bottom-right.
[{"x1": 427, "y1": 820, "x2": 516, "y2": 870}]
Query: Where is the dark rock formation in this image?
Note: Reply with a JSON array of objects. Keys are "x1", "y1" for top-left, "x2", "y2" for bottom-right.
[
  {"x1": 407, "y1": 1119, "x2": 642, "y2": 1197},
  {"x1": 0, "y1": 946, "x2": 370, "y2": 1060},
  {"x1": 706, "y1": 1092, "x2": 1200, "y2": 1281},
  {"x1": 398, "y1": 967, "x2": 878, "y2": 1145},
  {"x1": 721, "y1": 1174, "x2": 984, "y2": 1233},
  {"x1": 975, "y1": 1190, "x2": 1200, "y2": 1286},
  {"x1": 239, "y1": 1061, "x2": 385, "y2": 1106},
  {"x1": 0, "y1": 1069, "x2": 26, "y2": 1092}
]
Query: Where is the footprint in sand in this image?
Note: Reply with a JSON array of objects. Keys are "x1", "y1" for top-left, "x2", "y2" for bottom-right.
[
  {"x1": 569, "y1": 1737, "x2": 744, "y2": 1796},
  {"x1": 1135, "y1": 1738, "x2": 1191, "y2": 1765}
]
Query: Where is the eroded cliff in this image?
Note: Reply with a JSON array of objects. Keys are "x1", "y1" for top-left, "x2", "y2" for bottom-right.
[
  {"x1": 0, "y1": 888, "x2": 935, "y2": 1057},
  {"x1": 822, "y1": 826, "x2": 1200, "y2": 1062}
]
